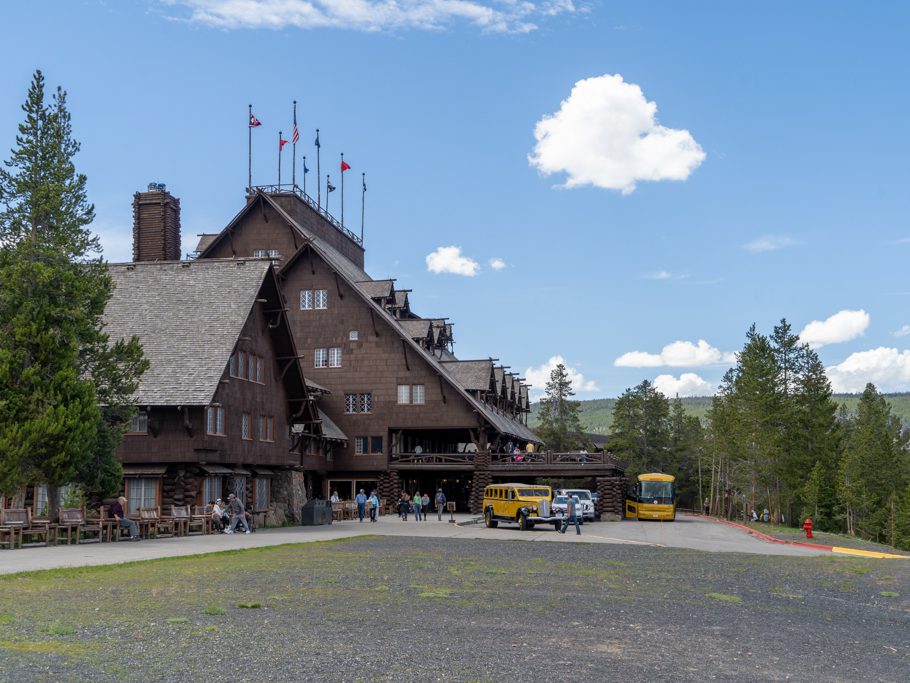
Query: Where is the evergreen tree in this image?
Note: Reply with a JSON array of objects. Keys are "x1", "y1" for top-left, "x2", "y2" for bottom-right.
[
  {"x1": 536, "y1": 363, "x2": 587, "y2": 451},
  {"x1": 667, "y1": 396, "x2": 704, "y2": 507},
  {"x1": 0, "y1": 70, "x2": 146, "y2": 519},
  {"x1": 608, "y1": 380, "x2": 670, "y2": 475}
]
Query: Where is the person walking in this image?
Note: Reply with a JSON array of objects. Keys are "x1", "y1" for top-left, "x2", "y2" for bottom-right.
[
  {"x1": 412, "y1": 492, "x2": 422, "y2": 521},
  {"x1": 421, "y1": 492, "x2": 430, "y2": 521},
  {"x1": 368, "y1": 490, "x2": 380, "y2": 522},
  {"x1": 225, "y1": 493, "x2": 251, "y2": 534},
  {"x1": 398, "y1": 493, "x2": 409, "y2": 521},
  {"x1": 109, "y1": 496, "x2": 140, "y2": 540},
  {"x1": 355, "y1": 489, "x2": 368, "y2": 522},
  {"x1": 435, "y1": 489, "x2": 447, "y2": 521},
  {"x1": 559, "y1": 494, "x2": 581, "y2": 535}
]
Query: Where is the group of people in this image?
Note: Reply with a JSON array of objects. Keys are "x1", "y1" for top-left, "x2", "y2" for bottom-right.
[
  {"x1": 397, "y1": 489, "x2": 447, "y2": 521},
  {"x1": 208, "y1": 494, "x2": 254, "y2": 534}
]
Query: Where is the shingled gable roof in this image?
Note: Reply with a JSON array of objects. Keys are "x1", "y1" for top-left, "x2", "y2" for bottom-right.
[
  {"x1": 221, "y1": 191, "x2": 541, "y2": 444},
  {"x1": 356, "y1": 279, "x2": 394, "y2": 300},
  {"x1": 398, "y1": 319, "x2": 432, "y2": 340},
  {"x1": 440, "y1": 360, "x2": 494, "y2": 392},
  {"x1": 104, "y1": 259, "x2": 277, "y2": 406}
]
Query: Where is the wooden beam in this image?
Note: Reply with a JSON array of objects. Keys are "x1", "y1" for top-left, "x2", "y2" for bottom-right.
[
  {"x1": 401, "y1": 338, "x2": 410, "y2": 371},
  {"x1": 438, "y1": 374, "x2": 447, "y2": 404},
  {"x1": 334, "y1": 271, "x2": 344, "y2": 300}
]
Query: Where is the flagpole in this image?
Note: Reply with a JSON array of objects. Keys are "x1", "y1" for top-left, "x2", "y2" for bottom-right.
[
  {"x1": 278, "y1": 131, "x2": 282, "y2": 188},
  {"x1": 302, "y1": 155, "x2": 307, "y2": 196},
  {"x1": 291, "y1": 101, "x2": 297, "y2": 189},
  {"x1": 340, "y1": 153, "x2": 345, "y2": 226},
  {"x1": 326, "y1": 174, "x2": 331, "y2": 214},
  {"x1": 361, "y1": 172, "x2": 366, "y2": 243},
  {"x1": 316, "y1": 129, "x2": 321, "y2": 210},
  {"x1": 247, "y1": 104, "x2": 252, "y2": 190}
]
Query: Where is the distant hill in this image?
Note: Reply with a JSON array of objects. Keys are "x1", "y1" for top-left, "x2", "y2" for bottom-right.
[{"x1": 529, "y1": 393, "x2": 910, "y2": 435}]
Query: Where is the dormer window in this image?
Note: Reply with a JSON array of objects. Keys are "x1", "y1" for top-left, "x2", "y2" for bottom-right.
[{"x1": 128, "y1": 411, "x2": 149, "y2": 434}]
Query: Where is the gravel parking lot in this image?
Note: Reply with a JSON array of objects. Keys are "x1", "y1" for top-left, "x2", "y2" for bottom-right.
[{"x1": 0, "y1": 535, "x2": 907, "y2": 682}]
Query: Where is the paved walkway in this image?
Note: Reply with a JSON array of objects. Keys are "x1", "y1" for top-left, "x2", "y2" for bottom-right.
[{"x1": 0, "y1": 513, "x2": 829, "y2": 575}]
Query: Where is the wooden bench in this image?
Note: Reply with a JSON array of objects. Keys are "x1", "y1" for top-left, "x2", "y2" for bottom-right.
[
  {"x1": 171, "y1": 505, "x2": 206, "y2": 536},
  {"x1": 57, "y1": 507, "x2": 103, "y2": 544},
  {"x1": 0, "y1": 508, "x2": 49, "y2": 547},
  {"x1": 193, "y1": 505, "x2": 214, "y2": 534},
  {"x1": 139, "y1": 507, "x2": 175, "y2": 538},
  {"x1": 0, "y1": 523, "x2": 21, "y2": 550}
]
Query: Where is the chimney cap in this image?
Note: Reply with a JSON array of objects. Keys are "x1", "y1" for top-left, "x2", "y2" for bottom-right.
[{"x1": 146, "y1": 182, "x2": 167, "y2": 193}]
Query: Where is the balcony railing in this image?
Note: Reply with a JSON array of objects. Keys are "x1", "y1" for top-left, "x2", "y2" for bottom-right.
[
  {"x1": 390, "y1": 451, "x2": 612, "y2": 467},
  {"x1": 251, "y1": 184, "x2": 363, "y2": 246},
  {"x1": 390, "y1": 452, "x2": 476, "y2": 466}
]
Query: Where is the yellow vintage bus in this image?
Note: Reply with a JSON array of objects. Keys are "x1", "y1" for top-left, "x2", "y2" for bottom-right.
[
  {"x1": 625, "y1": 473, "x2": 676, "y2": 521},
  {"x1": 482, "y1": 483, "x2": 559, "y2": 531}
]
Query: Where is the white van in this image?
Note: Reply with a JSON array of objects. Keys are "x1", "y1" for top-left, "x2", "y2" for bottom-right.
[{"x1": 554, "y1": 489, "x2": 596, "y2": 521}]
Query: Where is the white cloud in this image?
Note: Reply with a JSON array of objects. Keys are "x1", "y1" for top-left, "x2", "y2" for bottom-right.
[
  {"x1": 827, "y1": 347, "x2": 910, "y2": 393},
  {"x1": 488, "y1": 257, "x2": 506, "y2": 271},
  {"x1": 528, "y1": 74, "x2": 705, "y2": 194},
  {"x1": 167, "y1": 0, "x2": 576, "y2": 33},
  {"x1": 614, "y1": 339, "x2": 735, "y2": 368},
  {"x1": 798, "y1": 309, "x2": 869, "y2": 349},
  {"x1": 425, "y1": 246, "x2": 479, "y2": 276},
  {"x1": 894, "y1": 325, "x2": 910, "y2": 337},
  {"x1": 524, "y1": 355, "x2": 599, "y2": 399},
  {"x1": 653, "y1": 373, "x2": 712, "y2": 398},
  {"x1": 642, "y1": 270, "x2": 688, "y2": 280},
  {"x1": 742, "y1": 236, "x2": 798, "y2": 253}
]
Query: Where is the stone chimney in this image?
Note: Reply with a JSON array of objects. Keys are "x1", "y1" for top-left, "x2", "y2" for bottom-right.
[{"x1": 132, "y1": 183, "x2": 181, "y2": 261}]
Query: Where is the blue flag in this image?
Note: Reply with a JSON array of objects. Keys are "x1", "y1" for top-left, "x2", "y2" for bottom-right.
[{"x1": 314, "y1": 131, "x2": 321, "y2": 148}]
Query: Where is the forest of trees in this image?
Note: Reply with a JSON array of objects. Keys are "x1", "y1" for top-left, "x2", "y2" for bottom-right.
[{"x1": 608, "y1": 320, "x2": 910, "y2": 549}]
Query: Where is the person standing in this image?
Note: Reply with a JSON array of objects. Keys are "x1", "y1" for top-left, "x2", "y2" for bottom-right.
[
  {"x1": 435, "y1": 489, "x2": 447, "y2": 521},
  {"x1": 398, "y1": 493, "x2": 409, "y2": 521},
  {"x1": 412, "y1": 492, "x2": 422, "y2": 521},
  {"x1": 110, "y1": 496, "x2": 140, "y2": 540},
  {"x1": 559, "y1": 494, "x2": 581, "y2": 535},
  {"x1": 225, "y1": 493, "x2": 250, "y2": 534},
  {"x1": 368, "y1": 490, "x2": 380, "y2": 522},
  {"x1": 355, "y1": 489, "x2": 368, "y2": 522},
  {"x1": 421, "y1": 492, "x2": 430, "y2": 521}
]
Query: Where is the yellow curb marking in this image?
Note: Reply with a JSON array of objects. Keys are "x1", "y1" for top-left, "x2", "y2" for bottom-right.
[{"x1": 831, "y1": 546, "x2": 909, "y2": 559}]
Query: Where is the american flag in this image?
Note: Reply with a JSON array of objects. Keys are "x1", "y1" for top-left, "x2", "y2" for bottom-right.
[{"x1": 292, "y1": 112, "x2": 299, "y2": 145}]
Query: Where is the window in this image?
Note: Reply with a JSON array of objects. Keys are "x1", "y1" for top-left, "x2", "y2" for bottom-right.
[
  {"x1": 203, "y1": 476, "x2": 222, "y2": 504},
  {"x1": 125, "y1": 478, "x2": 158, "y2": 514},
  {"x1": 258, "y1": 415, "x2": 274, "y2": 442},
  {"x1": 300, "y1": 290, "x2": 313, "y2": 310},
  {"x1": 255, "y1": 357, "x2": 263, "y2": 383},
  {"x1": 237, "y1": 350, "x2": 246, "y2": 380},
  {"x1": 345, "y1": 393, "x2": 372, "y2": 414},
  {"x1": 397, "y1": 384, "x2": 410, "y2": 404},
  {"x1": 254, "y1": 478, "x2": 270, "y2": 511},
  {"x1": 328, "y1": 347, "x2": 342, "y2": 368},
  {"x1": 206, "y1": 406, "x2": 225, "y2": 435},
  {"x1": 229, "y1": 353, "x2": 237, "y2": 377},
  {"x1": 314, "y1": 348, "x2": 327, "y2": 368},
  {"x1": 314, "y1": 289, "x2": 328, "y2": 309},
  {"x1": 349, "y1": 330, "x2": 358, "y2": 341},
  {"x1": 397, "y1": 385, "x2": 424, "y2": 405},
  {"x1": 412, "y1": 384, "x2": 425, "y2": 405},
  {"x1": 253, "y1": 249, "x2": 268, "y2": 258},
  {"x1": 128, "y1": 411, "x2": 148, "y2": 434},
  {"x1": 242, "y1": 413, "x2": 252, "y2": 440},
  {"x1": 267, "y1": 249, "x2": 280, "y2": 265},
  {"x1": 355, "y1": 436, "x2": 383, "y2": 455},
  {"x1": 248, "y1": 354, "x2": 255, "y2": 382}
]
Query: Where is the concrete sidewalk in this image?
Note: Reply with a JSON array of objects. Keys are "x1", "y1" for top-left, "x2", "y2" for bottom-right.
[{"x1": 0, "y1": 512, "x2": 826, "y2": 575}]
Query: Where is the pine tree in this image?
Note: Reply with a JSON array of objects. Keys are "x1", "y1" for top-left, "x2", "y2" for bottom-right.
[
  {"x1": 608, "y1": 380, "x2": 670, "y2": 476},
  {"x1": 0, "y1": 70, "x2": 147, "y2": 519},
  {"x1": 536, "y1": 363, "x2": 587, "y2": 452}
]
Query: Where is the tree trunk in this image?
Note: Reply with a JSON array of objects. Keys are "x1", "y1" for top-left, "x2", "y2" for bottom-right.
[{"x1": 47, "y1": 483, "x2": 61, "y2": 523}]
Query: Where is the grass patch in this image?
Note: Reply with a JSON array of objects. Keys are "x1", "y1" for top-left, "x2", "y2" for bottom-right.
[
  {"x1": 0, "y1": 640, "x2": 84, "y2": 655},
  {"x1": 417, "y1": 587, "x2": 455, "y2": 599},
  {"x1": 706, "y1": 593, "x2": 742, "y2": 603},
  {"x1": 237, "y1": 602, "x2": 262, "y2": 609},
  {"x1": 204, "y1": 625, "x2": 217, "y2": 631},
  {"x1": 879, "y1": 591, "x2": 899, "y2": 598},
  {"x1": 166, "y1": 617, "x2": 189, "y2": 624},
  {"x1": 838, "y1": 566, "x2": 871, "y2": 575},
  {"x1": 203, "y1": 606, "x2": 225, "y2": 616},
  {"x1": 42, "y1": 624, "x2": 77, "y2": 636}
]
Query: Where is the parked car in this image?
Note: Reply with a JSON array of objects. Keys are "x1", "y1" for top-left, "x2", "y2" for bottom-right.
[
  {"x1": 551, "y1": 494, "x2": 593, "y2": 522},
  {"x1": 554, "y1": 489, "x2": 596, "y2": 521}
]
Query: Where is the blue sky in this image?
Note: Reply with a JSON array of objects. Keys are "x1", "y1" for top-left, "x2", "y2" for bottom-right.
[{"x1": 2, "y1": 1, "x2": 909, "y2": 398}]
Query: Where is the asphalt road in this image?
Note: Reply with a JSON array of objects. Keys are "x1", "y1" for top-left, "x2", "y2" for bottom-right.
[{"x1": 0, "y1": 513, "x2": 826, "y2": 575}]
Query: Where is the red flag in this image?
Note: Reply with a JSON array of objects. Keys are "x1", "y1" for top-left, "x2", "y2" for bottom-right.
[
  {"x1": 249, "y1": 113, "x2": 262, "y2": 128},
  {"x1": 279, "y1": 138, "x2": 289, "y2": 151},
  {"x1": 341, "y1": 160, "x2": 351, "y2": 172}
]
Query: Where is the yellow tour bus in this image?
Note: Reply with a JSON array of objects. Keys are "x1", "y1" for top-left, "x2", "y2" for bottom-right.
[
  {"x1": 625, "y1": 473, "x2": 676, "y2": 521},
  {"x1": 482, "y1": 483, "x2": 561, "y2": 531}
]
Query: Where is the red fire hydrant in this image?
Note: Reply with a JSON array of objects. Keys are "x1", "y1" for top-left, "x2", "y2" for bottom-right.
[{"x1": 802, "y1": 517, "x2": 813, "y2": 539}]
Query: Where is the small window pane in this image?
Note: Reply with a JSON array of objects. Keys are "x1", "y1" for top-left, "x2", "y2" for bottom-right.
[
  {"x1": 242, "y1": 413, "x2": 251, "y2": 440},
  {"x1": 314, "y1": 348, "x2": 327, "y2": 368},
  {"x1": 126, "y1": 478, "x2": 157, "y2": 514},
  {"x1": 237, "y1": 351, "x2": 246, "y2": 379},
  {"x1": 229, "y1": 353, "x2": 236, "y2": 377},
  {"x1": 360, "y1": 393, "x2": 372, "y2": 413},
  {"x1": 397, "y1": 384, "x2": 410, "y2": 404},
  {"x1": 253, "y1": 249, "x2": 268, "y2": 258},
  {"x1": 328, "y1": 347, "x2": 342, "y2": 368},
  {"x1": 349, "y1": 330, "x2": 358, "y2": 341},
  {"x1": 315, "y1": 289, "x2": 328, "y2": 309},
  {"x1": 203, "y1": 476, "x2": 222, "y2": 504},
  {"x1": 300, "y1": 290, "x2": 313, "y2": 310},
  {"x1": 256, "y1": 357, "x2": 263, "y2": 383},
  {"x1": 129, "y1": 411, "x2": 148, "y2": 433},
  {"x1": 355, "y1": 437, "x2": 366, "y2": 455},
  {"x1": 255, "y1": 478, "x2": 270, "y2": 511},
  {"x1": 248, "y1": 355, "x2": 255, "y2": 381},
  {"x1": 370, "y1": 436, "x2": 383, "y2": 454},
  {"x1": 207, "y1": 407, "x2": 215, "y2": 434},
  {"x1": 344, "y1": 394, "x2": 357, "y2": 413},
  {"x1": 412, "y1": 384, "x2": 425, "y2": 405}
]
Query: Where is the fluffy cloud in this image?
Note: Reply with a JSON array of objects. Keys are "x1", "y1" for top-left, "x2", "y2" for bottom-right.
[
  {"x1": 798, "y1": 309, "x2": 869, "y2": 349},
  {"x1": 488, "y1": 257, "x2": 507, "y2": 271},
  {"x1": 614, "y1": 340, "x2": 735, "y2": 368},
  {"x1": 653, "y1": 373, "x2": 712, "y2": 398},
  {"x1": 742, "y1": 236, "x2": 798, "y2": 253},
  {"x1": 827, "y1": 347, "x2": 910, "y2": 393},
  {"x1": 167, "y1": 0, "x2": 576, "y2": 33},
  {"x1": 528, "y1": 74, "x2": 705, "y2": 194},
  {"x1": 425, "y1": 246, "x2": 480, "y2": 276},
  {"x1": 524, "y1": 355, "x2": 599, "y2": 399},
  {"x1": 893, "y1": 325, "x2": 910, "y2": 338}
]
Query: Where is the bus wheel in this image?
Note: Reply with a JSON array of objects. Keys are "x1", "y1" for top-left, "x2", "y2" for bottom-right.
[
  {"x1": 485, "y1": 509, "x2": 498, "y2": 528},
  {"x1": 518, "y1": 514, "x2": 529, "y2": 531}
]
